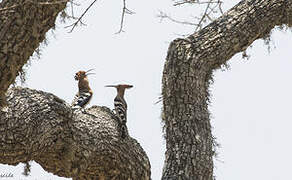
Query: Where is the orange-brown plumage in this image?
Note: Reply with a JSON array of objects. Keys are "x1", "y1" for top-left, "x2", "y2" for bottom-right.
[
  {"x1": 72, "y1": 70, "x2": 94, "y2": 108},
  {"x1": 75, "y1": 71, "x2": 93, "y2": 94}
]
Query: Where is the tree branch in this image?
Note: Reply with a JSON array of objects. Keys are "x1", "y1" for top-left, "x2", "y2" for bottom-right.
[
  {"x1": 173, "y1": 0, "x2": 222, "y2": 7},
  {"x1": 162, "y1": 0, "x2": 292, "y2": 179},
  {"x1": 0, "y1": 0, "x2": 68, "y2": 107},
  {"x1": 158, "y1": 0, "x2": 223, "y2": 32},
  {"x1": 157, "y1": 11, "x2": 199, "y2": 26},
  {"x1": 65, "y1": 0, "x2": 99, "y2": 33},
  {"x1": 0, "y1": 87, "x2": 151, "y2": 179},
  {"x1": 185, "y1": 0, "x2": 292, "y2": 70}
]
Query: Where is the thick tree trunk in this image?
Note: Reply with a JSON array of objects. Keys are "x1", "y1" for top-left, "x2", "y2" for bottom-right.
[
  {"x1": 0, "y1": 0, "x2": 67, "y2": 107},
  {"x1": 0, "y1": 87, "x2": 151, "y2": 179},
  {"x1": 162, "y1": 0, "x2": 292, "y2": 179}
]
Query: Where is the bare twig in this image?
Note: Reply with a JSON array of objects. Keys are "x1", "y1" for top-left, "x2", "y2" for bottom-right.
[
  {"x1": 65, "y1": 0, "x2": 99, "y2": 33},
  {"x1": 195, "y1": 0, "x2": 212, "y2": 31},
  {"x1": 218, "y1": 0, "x2": 224, "y2": 14},
  {"x1": 63, "y1": 0, "x2": 133, "y2": 33},
  {"x1": 157, "y1": 11, "x2": 198, "y2": 26},
  {"x1": 158, "y1": 0, "x2": 224, "y2": 32},
  {"x1": 116, "y1": 0, "x2": 135, "y2": 34},
  {"x1": 173, "y1": 0, "x2": 222, "y2": 6}
]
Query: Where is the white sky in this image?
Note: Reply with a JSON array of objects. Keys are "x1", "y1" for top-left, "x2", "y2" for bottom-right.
[{"x1": 1, "y1": 0, "x2": 292, "y2": 179}]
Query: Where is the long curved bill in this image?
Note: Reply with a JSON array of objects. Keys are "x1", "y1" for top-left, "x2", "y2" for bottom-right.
[
  {"x1": 86, "y1": 69, "x2": 95, "y2": 73},
  {"x1": 85, "y1": 69, "x2": 95, "y2": 76},
  {"x1": 105, "y1": 85, "x2": 117, "y2": 88}
]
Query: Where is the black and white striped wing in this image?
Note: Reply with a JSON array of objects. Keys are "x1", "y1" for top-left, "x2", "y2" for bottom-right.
[
  {"x1": 114, "y1": 97, "x2": 128, "y2": 138},
  {"x1": 114, "y1": 97, "x2": 127, "y2": 124},
  {"x1": 72, "y1": 92, "x2": 92, "y2": 108}
]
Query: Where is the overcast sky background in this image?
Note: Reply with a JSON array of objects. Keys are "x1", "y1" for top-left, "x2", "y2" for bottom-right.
[{"x1": 1, "y1": 0, "x2": 292, "y2": 179}]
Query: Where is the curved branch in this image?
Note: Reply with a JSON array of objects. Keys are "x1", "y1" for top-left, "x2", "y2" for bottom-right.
[
  {"x1": 0, "y1": 0, "x2": 68, "y2": 107},
  {"x1": 185, "y1": 0, "x2": 292, "y2": 70},
  {"x1": 0, "y1": 87, "x2": 151, "y2": 179},
  {"x1": 162, "y1": 0, "x2": 292, "y2": 179}
]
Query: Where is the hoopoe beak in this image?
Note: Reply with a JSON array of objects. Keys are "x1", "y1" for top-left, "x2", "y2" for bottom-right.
[
  {"x1": 105, "y1": 85, "x2": 117, "y2": 88},
  {"x1": 86, "y1": 68, "x2": 95, "y2": 73},
  {"x1": 85, "y1": 73, "x2": 95, "y2": 76},
  {"x1": 85, "y1": 69, "x2": 95, "y2": 76}
]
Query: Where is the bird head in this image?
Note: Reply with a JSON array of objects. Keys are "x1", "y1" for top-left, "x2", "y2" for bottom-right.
[
  {"x1": 74, "y1": 69, "x2": 95, "y2": 81},
  {"x1": 105, "y1": 84, "x2": 133, "y2": 90},
  {"x1": 105, "y1": 84, "x2": 133, "y2": 96}
]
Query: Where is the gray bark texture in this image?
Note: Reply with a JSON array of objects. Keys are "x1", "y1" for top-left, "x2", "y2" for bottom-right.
[
  {"x1": 1, "y1": 0, "x2": 292, "y2": 179},
  {"x1": 0, "y1": 87, "x2": 151, "y2": 179},
  {"x1": 161, "y1": 0, "x2": 292, "y2": 179}
]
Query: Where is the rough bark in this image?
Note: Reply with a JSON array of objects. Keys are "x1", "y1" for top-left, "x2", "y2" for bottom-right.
[
  {"x1": 0, "y1": 0, "x2": 67, "y2": 107},
  {"x1": 1, "y1": 0, "x2": 292, "y2": 179},
  {"x1": 162, "y1": 0, "x2": 292, "y2": 179},
  {"x1": 0, "y1": 0, "x2": 152, "y2": 179},
  {"x1": 0, "y1": 87, "x2": 151, "y2": 179}
]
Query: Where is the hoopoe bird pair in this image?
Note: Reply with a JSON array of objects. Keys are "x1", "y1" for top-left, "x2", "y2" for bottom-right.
[{"x1": 72, "y1": 70, "x2": 133, "y2": 138}]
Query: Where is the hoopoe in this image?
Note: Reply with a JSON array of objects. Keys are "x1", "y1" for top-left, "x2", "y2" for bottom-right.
[
  {"x1": 105, "y1": 84, "x2": 133, "y2": 138},
  {"x1": 72, "y1": 69, "x2": 95, "y2": 109}
]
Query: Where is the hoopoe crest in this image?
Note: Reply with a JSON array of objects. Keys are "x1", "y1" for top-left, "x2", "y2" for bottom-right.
[{"x1": 72, "y1": 69, "x2": 95, "y2": 108}]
